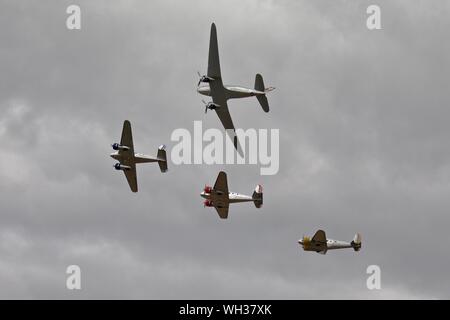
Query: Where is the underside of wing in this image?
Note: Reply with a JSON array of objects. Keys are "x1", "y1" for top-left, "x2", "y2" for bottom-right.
[
  {"x1": 124, "y1": 165, "x2": 138, "y2": 192},
  {"x1": 120, "y1": 120, "x2": 134, "y2": 156},
  {"x1": 208, "y1": 23, "x2": 221, "y2": 79},
  {"x1": 215, "y1": 106, "x2": 236, "y2": 132},
  {"x1": 214, "y1": 171, "x2": 229, "y2": 195},
  {"x1": 215, "y1": 106, "x2": 242, "y2": 154},
  {"x1": 214, "y1": 205, "x2": 229, "y2": 219},
  {"x1": 205, "y1": 23, "x2": 242, "y2": 155},
  {"x1": 312, "y1": 230, "x2": 327, "y2": 244}
]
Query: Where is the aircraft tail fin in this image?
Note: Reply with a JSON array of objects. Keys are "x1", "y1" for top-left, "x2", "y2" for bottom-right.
[
  {"x1": 254, "y1": 74, "x2": 272, "y2": 112},
  {"x1": 252, "y1": 184, "x2": 263, "y2": 208},
  {"x1": 351, "y1": 233, "x2": 362, "y2": 252},
  {"x1": 157, "y1": 145, "x2": 168, "y2": 173}
]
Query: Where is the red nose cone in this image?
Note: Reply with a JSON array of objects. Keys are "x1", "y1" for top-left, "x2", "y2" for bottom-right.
[{"x1": 203, "y1": 185, "x2": 212, "y2": 194}]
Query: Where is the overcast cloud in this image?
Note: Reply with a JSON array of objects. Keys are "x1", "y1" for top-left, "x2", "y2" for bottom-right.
[{"x1": 1, "y1": 0, "x2": 449, "y2": 299}]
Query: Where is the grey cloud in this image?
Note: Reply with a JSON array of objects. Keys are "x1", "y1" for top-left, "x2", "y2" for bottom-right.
[{"x1": 0, "y1": 0, "x2": 449, "y2": 299}]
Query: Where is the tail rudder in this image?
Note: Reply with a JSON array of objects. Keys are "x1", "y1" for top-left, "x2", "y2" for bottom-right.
[
  {"x1": 252, "y1": 184, "x2": 263, "y2": 208},
  {"x1": 351, "y1": 233, "x2": 362, "y2": 251},
  {"x1": 254, "y1": 73, "x2": 265, "y2": 92},
  {"x1": 254, "y1": 74, "x2": 270, "y2": 112},
  {"x1": 157, "y1": 144, "x2": 168, "y2": 173}
]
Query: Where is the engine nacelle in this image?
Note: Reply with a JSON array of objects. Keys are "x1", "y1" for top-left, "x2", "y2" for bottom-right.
[
  {"x1": 203, "y1": 200, "x2": 213, "y2": 207},
  {"x1": 114, "y1": 163, "x2": 131, "y2": 171},
  {"x1": 203, "y1": 185, "x2": 212, "y2": 194},
  {"x1": 112, "y1": 143, "x2": 130, "y2": 151},
  {"x1": 301, "y1": 236, "x2": 311, "y2": 248}
]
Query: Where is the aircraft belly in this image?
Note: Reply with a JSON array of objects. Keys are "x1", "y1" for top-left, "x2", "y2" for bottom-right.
[
  {"x1": 134, "y1": 155, "x2": 158, "y2": 163},
  {"x1": 228, "y1": 198, "x2": 253, "y2": 203},
  {"x1": 225, "y1": 88, "x2": 255, "y2": 99},
  {"x1": 327, "y1": 242, "x2": 351, "y2": 250},
  {"x1": 228, "y1": 194, "x2": 253, "y2": 203}
]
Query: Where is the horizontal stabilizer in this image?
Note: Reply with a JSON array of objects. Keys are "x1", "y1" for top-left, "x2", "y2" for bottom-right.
[
  {"x1": 157, "y1": 145, "x2": 168, "y2": 173},
  {"x1": 252, "y1": 184, "x2": 263, "y2": 208},
  {"x1": 255, "y1": 74, "x2": 270, "y2": 112},
  {"x1": 351, "y1": 233, "x2": 362, "y2": 251}
]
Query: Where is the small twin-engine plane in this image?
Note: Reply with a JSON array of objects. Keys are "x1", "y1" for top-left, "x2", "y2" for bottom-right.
[
  {"x1": 200, "y1": 171, "x2": 263, "y2": 219},
  {"x1": 298, "y1": 230, "x2": 362, "y2": 254},
  {"x1": 110, "y1": 120, "x2": 167, "y2": 192},
  {"x1": 197, "y1": 23, "x2": 275, "y2": 152}
]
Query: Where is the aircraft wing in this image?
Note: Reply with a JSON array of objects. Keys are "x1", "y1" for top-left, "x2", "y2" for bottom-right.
[
  {"x1": 124, "y1": 165, "x2": 138, "y2": 193},
  {"x1": 119, "y1": 120, "x2": 137, "y2": 192},
  {"x1": 213, "y1": 171, "x2": 229, "y2": 195},
  {"x1": 214, "y1": 205, "x2": 229, "y2": 219},
  {"x1": 120, "y1": 120, "x2": 135, "y2": 156},
  {"x1": 212, "y1": 100, "x2": 242, "y2": 153},
  {"x1": 211, "y1": 172, "x2": 230, "y2": 219},
  {"x1": 215, "y1": 105, "x2": 235, "y2": 133},
  {"x1": 207, "y1": 23, "x2": 242, "y2": 154},
  {"x1": 207, "y1": 23, "x2": 221, "y2": 79},
  {"x1": 312, "y1": 230, "x2": 327, "y2": 244}
]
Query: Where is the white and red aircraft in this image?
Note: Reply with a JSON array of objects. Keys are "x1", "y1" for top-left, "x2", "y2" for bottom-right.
[{"x1": 200, "y1": 171, "x2": 263, "y2": 219}]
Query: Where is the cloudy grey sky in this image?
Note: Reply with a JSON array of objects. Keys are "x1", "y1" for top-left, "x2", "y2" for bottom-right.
[{"x1": 1, "y1": 0, "x2": 450, "y2": 299}]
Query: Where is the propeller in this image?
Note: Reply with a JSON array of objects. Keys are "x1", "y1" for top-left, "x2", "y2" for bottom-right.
[
  {"x1": 197, "y1": 71, "x2": 214, "y2": 86},
  {"x1": 197, "y1": 71, "x2": 202, "y2": 86},
  {"x1": 202, "y1": 100, "x2": 208, "y2": 113},
  {"x1": 202, "y1": 100, "x2": 220, "y2": 114}
]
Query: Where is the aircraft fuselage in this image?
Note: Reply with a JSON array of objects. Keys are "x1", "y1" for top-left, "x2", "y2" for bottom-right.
[
  {"x1": 197, "y1": 85, "x2": 265, "y2": 100},
  {"x1": 110, "y1": 152, "x2": 159, "y2": 164},
  {"x1": 298, "y1": 239, "x2": 354, "y2": 251},
  {"x1": 200, "y1": 191, "x2": 254, "y2": 204}
]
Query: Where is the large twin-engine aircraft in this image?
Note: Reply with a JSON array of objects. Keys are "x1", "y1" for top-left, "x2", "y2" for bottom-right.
[
  {"x1": 298, "y1": 230, "x2": 362, "y2": 254},
  {"x1": 197, "y1": 23, "x2": 275, "y2": 152},
  {"x1": 200, "y1": 171, "x2": 263, "y2": 219},
  {"x1": 110, "y1": 120, "x2": 168, "y2": 192}
]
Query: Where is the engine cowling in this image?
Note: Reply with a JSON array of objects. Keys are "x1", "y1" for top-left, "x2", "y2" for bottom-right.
[
  {"x1": 112, "y1": 143, "x2": 129, "y2": 151},
  {"x1": 114, "y1": 163, "x2": 131, "y2": 171},
  {"x1": 203, "y1": 185, "x2": 212, "y2": 194},
  {"x1": 301, "y1": 236, "x2": 311, "y2": 248},
  {"x1": 203, "y1": 200, "x2": 213, "y2": 207}
]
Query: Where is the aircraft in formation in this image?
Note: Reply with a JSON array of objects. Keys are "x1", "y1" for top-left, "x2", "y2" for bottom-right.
[
  {"x1": 200, "y1": 171, "x2": 263, "y2": 219},
  {"x1": 110, "y1": 120, "x2": 168, "y2": 193},
  {"x1": 109, "y1": 23, "x2": 361, "y2": 253},
  {"x1": 197, "y1": 23, "x2": 275, "y2": 152},
  {"x1": 298, "y1": 230, "x2": 362, "y2": 254}
]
